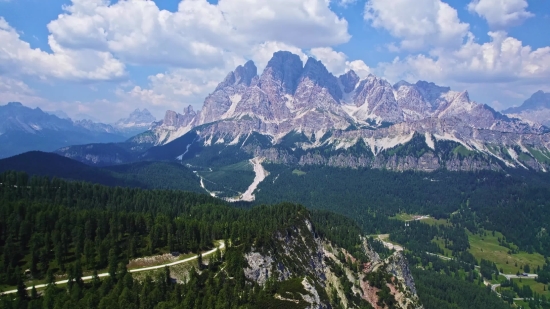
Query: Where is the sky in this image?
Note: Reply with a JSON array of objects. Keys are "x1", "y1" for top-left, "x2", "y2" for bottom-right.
[{"x1": 0, "y1": 0, "x2": 549, "y2": 123}]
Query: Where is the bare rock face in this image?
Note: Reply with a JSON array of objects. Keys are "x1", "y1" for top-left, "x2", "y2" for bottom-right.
[
  {"x1": 353, "y1": 75, "x2": 404, "y2": 123},
  {"x1": 260, "y1": 51, "x2": 304, "y2": 95},
  {"x1": 162, "y1": 106, "x2": 195, "y2": 128},
  {"x1": 139, "y1": 50, "x2": 550, "y2": 173},
  {"x1": 339, "y1": 70, "x2": 360, "y2": 93},
  {"x1": 243, "y1": 219, "x2": 421, "y2": 309}
]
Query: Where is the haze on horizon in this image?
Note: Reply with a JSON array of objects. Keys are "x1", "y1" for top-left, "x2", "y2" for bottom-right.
[{"x1": 0, "y1": 0, "x2": 549, "y2": 122}]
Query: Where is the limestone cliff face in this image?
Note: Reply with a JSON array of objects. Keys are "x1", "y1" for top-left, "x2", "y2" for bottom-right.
[
  {"x1": 58, "y1": 51, "x2": 550, "y2": 172},
  {"x1": 243, "y1": 219, "x2": 422, "y2": 309}
]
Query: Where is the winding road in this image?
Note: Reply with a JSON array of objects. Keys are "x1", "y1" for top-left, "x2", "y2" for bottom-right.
[{"x1": 0, "y1": 241, "x2": 225, "y2": 296}]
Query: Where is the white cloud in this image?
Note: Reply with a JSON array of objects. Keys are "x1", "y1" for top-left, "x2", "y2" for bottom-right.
[
  {"x1": 45, "y1": 0, "x2": 350, "y2": 70},
  {"x1": 0, "y1": 17, "x2": 125, "y2": 81},
  {"x1": 362, "y1": 0, "x2": 549, "y2": 109},
  {"x1": 364, "y1": 0, "x2": 469, "y2": 51},
  {"x1": 336, "y1": 0, "x2": 357, "y2": 7},
  {"x1": 0, "y1": 0, "x2": 353, "y2": 120},
  {"x1": 468, "y1": 0, "x2": 533, "y2": 29},
  {"x1": 379, "y1": 32, "x2": 550, "y2": 84},
  {"x1": 377, "y1": 31, "x2": 550, "y2": 110},
  {"x1": 0, "y1": 77, "x2": 45, "y2": 104},
  {"x1": 310, "y1": 47, "x2": 371, "y2": 77},
  {"x1": 120, "y1": 68, "x2": 227, "y2": 110},
  {"x1": 347, "y1": 60, "x2": 371, "y2": 78}
]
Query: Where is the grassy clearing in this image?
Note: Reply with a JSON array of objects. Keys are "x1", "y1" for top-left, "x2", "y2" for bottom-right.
[
  {"x1": 431, "y1": 237, "x2": 453, "y2": 257},
  {"x1": 292, "y1": 169, "x2": 306, "y2": 176},
  {"x1": 423, "y1": 217, "x2": 451, "y2": 226},
  {"x1": 511, "y1": 278, "x2": 550, "y2": 298},
  {"x1": 467, "y1": 230, "x2": 545, "y2": 274},
  {"x1": 391, "y1": 213, "x2": 415, "y2": 221},
  {"x1": 453, "y1": 145, "x2": 476, "y2": 157}
]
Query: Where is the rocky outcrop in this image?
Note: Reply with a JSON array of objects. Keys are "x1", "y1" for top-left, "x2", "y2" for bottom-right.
[
  {"x1": 339, "y1": 70, "x2": 360, "y2": 93},
  {"x1": 243, "y1": 219, "x2": 422, "y2": 309}
]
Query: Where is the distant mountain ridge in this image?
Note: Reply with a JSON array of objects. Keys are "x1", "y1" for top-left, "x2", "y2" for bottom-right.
[
  {"x1": 0, "y1": 103, "x2": 158, "y2": 158},
  {"x1": 503, "y1": 90, "x2": 550, "y2": 126},
  {"x1": 57, "y1": 51, "x2": 550, "y2": 172},
  {"x1": 0, "y1": 102, "x2": 128, "y2": 158}
]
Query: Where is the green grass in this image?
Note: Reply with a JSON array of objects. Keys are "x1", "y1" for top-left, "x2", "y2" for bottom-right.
[
  {"x1": 453, "y1": 145, "x2": 476, "y2": 157},
  {"x1": 518, "y1": 152, "x2": 533, "y2": 162},
  {"x1": 432, "y1": 237, "x2": 453, "y2": 257},
  {"x1": 292, "y1": 169, "x2": 307, "y2": 176},
  {"x1": 467, "y1": 230, "x2": 545, "y2": 274},
  {"x1": 511, "y1": 278, "x2": 550, "y2": 298},
  {"x1": 390, "y1": 213, "x2": 415, "y2": 221},
  {"x1": 527, "y1": 147, "x2": 550, "y2": 164},
  {"x1": 423, "y1": 217, "x2": 451, "y2": 226}
]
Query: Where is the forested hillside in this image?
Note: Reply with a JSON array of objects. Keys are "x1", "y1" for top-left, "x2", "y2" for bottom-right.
[
  {"x1": 0, "y1": 171, "x2": 403, "y2": 309},
  {"x1": 0, "y1": 152, "x2": 203, "y2": 192},
  {"x1": 256, "y1": 165, "x2": 550, "y2": 256}
]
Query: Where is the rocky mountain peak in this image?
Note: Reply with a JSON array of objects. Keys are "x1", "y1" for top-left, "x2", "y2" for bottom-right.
[
  {"x1": 114, "y1": 108, "x2": 156, "y2": 130},
  {"x1": 260, "y1": 51, "x2": 304, "y2": 95},
  {"x1": 162, "y1": 108, "x2": 196, "y2": 130},
  {"x1": 299, "y1": 57, "x2": 342, "y2": 101},
  {"x1": 414, "y1": 80, "x2": 451, "y2": 103},
  {"x1": 183, "y1": 105, "x2": 196, "y2": 116},
  {"x1": 393, "y1": 80, "x2": 411, "y2": 89},
  {"x1": 215, "y1": 60, "x2": 258, "y2": 92},
  {"x1": 339, "y1": 70, "x2": 360, "y2": 93},
  {"x1": 234, "y1": 60, "x2": 257, "y2": 86}
]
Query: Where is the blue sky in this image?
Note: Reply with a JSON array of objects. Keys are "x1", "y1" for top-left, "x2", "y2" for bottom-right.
[{"x1": 0, "y1": 0, "x2": 549, "y2": 122}]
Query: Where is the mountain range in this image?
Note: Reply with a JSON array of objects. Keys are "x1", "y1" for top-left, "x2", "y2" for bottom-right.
[
  {"x1": 0, "y1": 103, "x2": 155, "y2": 158},
  {"x1": 54, "y1": 51, "x2": 550, "y2": 173}
]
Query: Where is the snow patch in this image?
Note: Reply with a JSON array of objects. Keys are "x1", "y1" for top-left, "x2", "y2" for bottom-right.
[
  {"x1": 221, "y1": 94, "x2": 242, "y2": 119},
  {"x1": 228, "y1": 134, "x2": 241, "y2": 145},
  {"x1": 284, "y1": 94, "x2": 295, "y2": 111},
  {"x1": 204, "y1": 135, "x2": 213, "y2": 146},
  {"x1": 364, "y1": 132, "x2": 415, "y2": 155},
  {"x1": 507, "y1": 147, "x2": 527, "y2": 169},
  {"x1": 30, "y1": 124, "x2": 42, "y2": 131}
]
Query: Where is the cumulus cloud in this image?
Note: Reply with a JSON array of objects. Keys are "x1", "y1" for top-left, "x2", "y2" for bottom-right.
[
  {"x1": 0, "y1": 17, "x2": 125, "y2": 81},
  {"x1": 376, "y1": 31, "x2": 550, "y2": 109},
  {"x1": 45, "y1": 0, "x2": 350, "y2": 70},
  {"x1": 310, "y1": 47, "x2": 371, "y2": 77},
  {"x1": 379, "y1": 30, "x2": 550, "y2": 85},
  {"x1": 0, "y1": 0, "x2": 355, "y2": 119},
  {"x1": 468, "y1": 0, "x2": 533, "y2": 29},
  {"x1": 364, "y1": 0, "x2": 469, "y2": 51}
]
